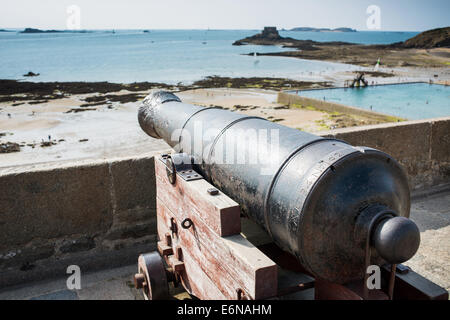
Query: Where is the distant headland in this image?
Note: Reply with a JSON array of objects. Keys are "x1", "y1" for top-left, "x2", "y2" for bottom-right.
[
  {"x1": 234, "y1": 26, "x2": 450, "y2": 68},
  {"x1": 20, "y1": 28, "x2": 91, "y2": 34},
  {"x1": 403, "y1": 27, "x2": 450, "y2": 48}
]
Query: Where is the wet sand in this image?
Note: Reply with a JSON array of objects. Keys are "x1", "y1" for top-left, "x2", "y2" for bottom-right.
[
  {"x1": 0, "y1": 87, "x2": 367, "y2": 169},
  {"x1": 1, "y1": 66, "x2": 448, "y2": 169}
]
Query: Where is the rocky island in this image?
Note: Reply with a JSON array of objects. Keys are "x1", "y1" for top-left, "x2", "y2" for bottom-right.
[
  {"x1": 20, "y1": 28, "x2": 91, "y2": 34},
  {"x1": 232, "y1": 27, "x2": 354, "y2": 50},
  {"x1": 20, "y1": 28, "x2": 64, "y2": 33},
  {"x1": 235, "y1": 26, "x2": 450, "y2": 68}
]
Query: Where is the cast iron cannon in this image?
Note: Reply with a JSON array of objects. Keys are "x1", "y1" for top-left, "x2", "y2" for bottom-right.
[{"x1": 135, "y1": 91, "x2": 445, "y2": 300}]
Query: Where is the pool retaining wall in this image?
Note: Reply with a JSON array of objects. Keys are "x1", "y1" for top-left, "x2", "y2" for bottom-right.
[{"x1": 278, "y1": 91, "x2": 403, "y2": 121}]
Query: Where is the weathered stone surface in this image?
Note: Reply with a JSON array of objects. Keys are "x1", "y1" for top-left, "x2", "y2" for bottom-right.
[
  {"x1": 406, "y1": 191, "x2": 450, "y2": 292},
  {"x1": 76, "y1": 278, "x2": 135, "y2": 300},
  {"x1": 437, "y1": 163, "x2": 450, "y2": 182},
  {"x1": 0, "y1": 163, "x2": 113, "y2": 250},
  {"x1": 329, "y1": 121, "x2": 431, "y2": 164},
  {"x1": 116, "y1": 207, "x2": 156, "y2": 224},
  {"x1": 430, "y1": 118, "x2": 450, "y2": 162},
  {"x1": 30, "y1": 289, "x2": 79, "y2": 300},
  {"x1": 59, "y1": 236, "x2": 96, "y2": 254},
  {"x1": 109, "y1": 156, "x2": 156, "y2": 216},
  {"x1": 111, "y1": 234, "x2": 157, "y2": 251},
  {"x1": 319, "y1": 118, "x2": 450, "y2": 190},
  {"x1": 0, "y1": 154, "x2": 162, "y2": 288},
  {"x1": 0, "y1": 244, "x2": 55, "y2": 269},
  {"x1": 105, "y1": 219, "x2": 156, "y2": 241}
]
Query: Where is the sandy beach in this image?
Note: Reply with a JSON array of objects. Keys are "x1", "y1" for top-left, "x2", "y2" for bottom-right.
[
  {"x1": 1, "y1": 63, "x2": 449, "y2": 170},
  {"x1": 0, "y1": 87, "x2": 327, "y2": 168},
  {"x1": 0, "y1": 45, "x2": 449, "y2": 170}
]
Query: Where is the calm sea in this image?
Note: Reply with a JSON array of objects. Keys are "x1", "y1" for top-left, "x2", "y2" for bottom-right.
[{"x1": 0, "y1": 29, "x2": 418, "y2": 84}]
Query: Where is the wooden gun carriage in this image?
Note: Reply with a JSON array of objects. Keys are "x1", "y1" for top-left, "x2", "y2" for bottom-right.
[{"x1": 133, "y1": 153, "x2": 448, "y2": 300}]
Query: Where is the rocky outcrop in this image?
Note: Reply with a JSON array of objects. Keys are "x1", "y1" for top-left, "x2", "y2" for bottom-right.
[
  {"x1": 403, "y1": 27, "x2": 450, "y2": 48},
  {"x1": 20, "y1": 28, "x2": 63, "y2": 33},
  {"x1": 20, "y1": 28, "x2": 91, "y2": 34},
  {"x1": 0, "y1": 142, "x2": 20, "y2": 153},
  {"x1": 233, "y1": 27, "x2": 355, "y2": 50},
  {"x1": 233, "y1": 27, "x2": 287, "y2": 46}
]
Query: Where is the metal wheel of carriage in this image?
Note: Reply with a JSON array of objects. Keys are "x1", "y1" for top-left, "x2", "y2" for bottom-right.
[{"x1": 134, "y1": 251, "x2": 169, "y2": 300}]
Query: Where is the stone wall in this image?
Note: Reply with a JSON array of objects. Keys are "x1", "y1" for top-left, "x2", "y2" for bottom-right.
[
  {"x1": 0, "y1": 154, "x2": 159, "y2": 288},
  {"x1": 1, "y1": 117, "x2": 449, "y2": 288},
  {"x1": 320, "y1": 117, "x2": 450, "y2": 190}
]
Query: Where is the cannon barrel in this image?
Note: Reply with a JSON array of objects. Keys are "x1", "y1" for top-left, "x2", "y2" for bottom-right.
[{"x1": 138, "y1": 91, "x2": 420, "y2": 283}]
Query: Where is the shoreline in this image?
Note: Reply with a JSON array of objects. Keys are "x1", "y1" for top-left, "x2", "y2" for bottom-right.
[
  {"x1": 1, "y1": 63, "x2": 448, "y2": 166},
  {"x1": 1, "y1": 61, "x2": 448, "y2": 101},
  {"x1": 251, "y1": 47, "x2": 450, "y2": 68},
  {"x1": 0, "y1": 77, "x2": 333, "y2": 104},
  {"x1": 0, "y1": 84, "x2": 393, "y2": 168}
]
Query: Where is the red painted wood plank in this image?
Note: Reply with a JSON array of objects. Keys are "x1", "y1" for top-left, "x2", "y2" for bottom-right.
[
  {"x1": 157, "y1": 197, "x2": 277, "y2": 299},
  {"x1": 156, "y1": 208, "x2": 227, "y2": 300},
  {"x1": 155, "y1": 157, "x2": 241, "y2": 236}
]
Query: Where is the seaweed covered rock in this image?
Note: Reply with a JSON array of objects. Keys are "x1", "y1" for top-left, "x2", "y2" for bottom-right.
[{"x1": 0, "y1": 142, "x2": 20, "y2": 153}]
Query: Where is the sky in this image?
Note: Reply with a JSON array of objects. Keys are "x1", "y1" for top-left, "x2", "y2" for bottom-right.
[{"x1": 1, "y1": 0, "x2": 449, "y2": 31}]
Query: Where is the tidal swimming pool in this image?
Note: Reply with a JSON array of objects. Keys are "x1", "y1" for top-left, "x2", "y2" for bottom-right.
[{"x1": 295, "y1": 83, "x2": 450, "y2": 120}]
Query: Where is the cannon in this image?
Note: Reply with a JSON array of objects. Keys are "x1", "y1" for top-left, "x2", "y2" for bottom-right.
[{"x1": 134, "y1": 91, "x2": 447, "y2": 300}]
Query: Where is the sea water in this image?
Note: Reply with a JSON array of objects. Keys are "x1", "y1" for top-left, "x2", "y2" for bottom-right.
[{"x1": 0, "y1": 29, "x2": 418, "y2": 84}]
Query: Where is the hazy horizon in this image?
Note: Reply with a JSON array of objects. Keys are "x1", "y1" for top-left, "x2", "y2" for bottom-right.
[
  {"x1": 0, "y1": 27, "x2": 433, "y2": 32},
  {"x1": 1, "y1": 26, "x2": 439, "y2": 31},
  {"x1": 0, "y1": 0, "x2": 449, "y2": 32}
]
